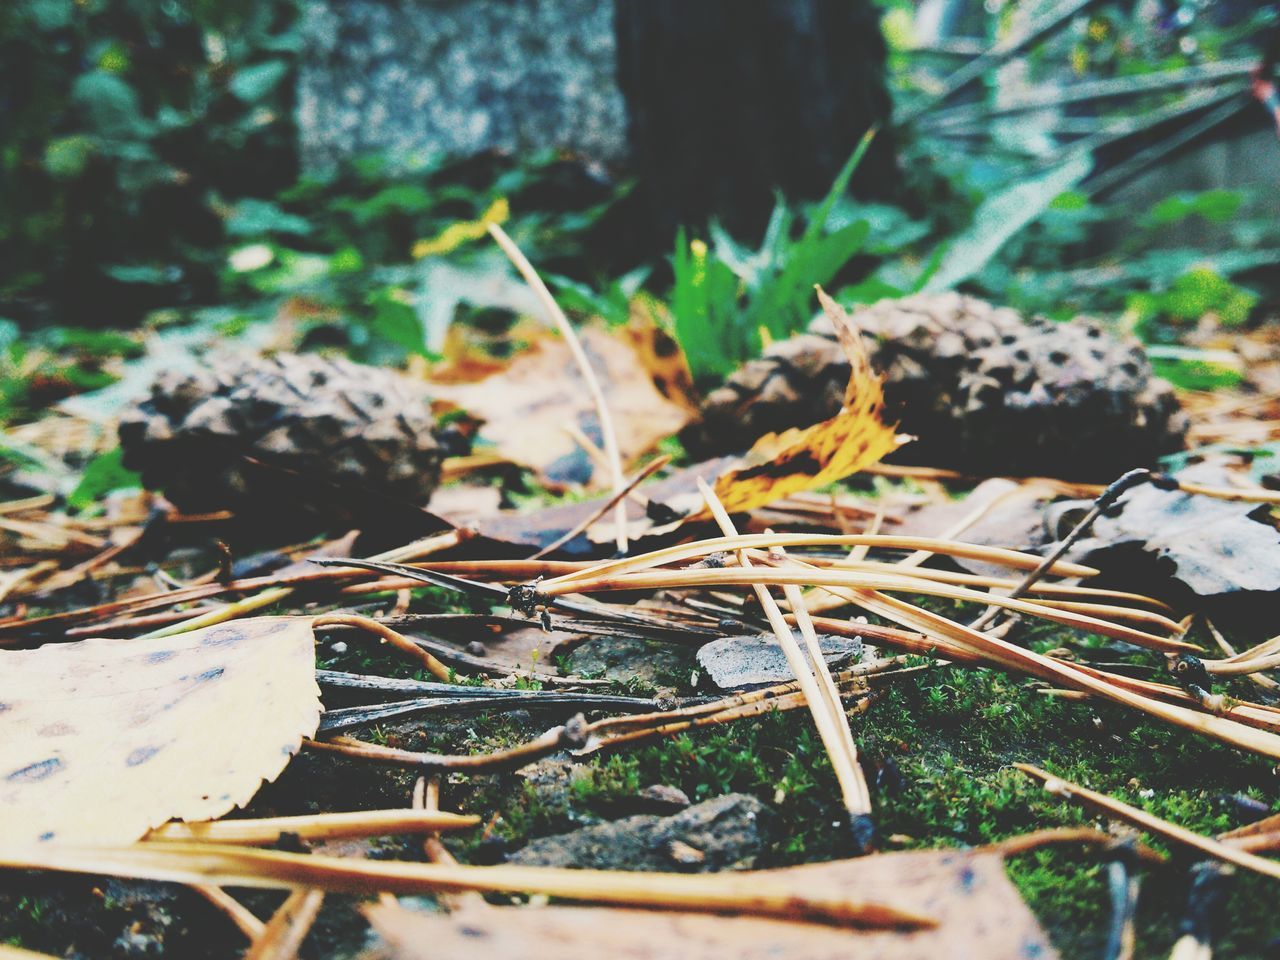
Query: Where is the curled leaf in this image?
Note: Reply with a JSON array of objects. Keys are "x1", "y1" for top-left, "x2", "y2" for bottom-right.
[{"x1": 712, "y1": 288, "x2": 910, "y2": 513}]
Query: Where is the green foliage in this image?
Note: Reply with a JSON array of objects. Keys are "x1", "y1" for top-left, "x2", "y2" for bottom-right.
[
  {"x1": 669, "y1": 134, "x2": 877, "y2": 383},
  {"x1": 0, "y1": 0, "x2": 304, "y2": 325},
  {"x1": 67, "y1": 448, "x2": 140, "y2": 510}
]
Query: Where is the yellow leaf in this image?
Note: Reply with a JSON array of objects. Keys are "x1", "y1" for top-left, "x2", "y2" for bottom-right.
[
  {"x1": 712, "y1": 287, "x2": 910, "y2": 513},
  {"x1": 0, "y1": 617, "x2": 319, "y2": 845},
  {"x1": 412, "y1": 197, "x2": 510, "y2": 259}
]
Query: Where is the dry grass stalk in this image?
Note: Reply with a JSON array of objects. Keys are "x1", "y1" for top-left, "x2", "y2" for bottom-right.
[
  {"x1": 191, "y1": 885, "x2": 266, "y2": 940},
  {"x1": 529, "y1": 455, "x2": 670, "y2": 560},
  {"x1": 1016, "y1": 765, "x2": 1280, "y2": 880},
  {"x1": 311, "y1": 613, "x2": 452, "y2": 682},
  {"x1": 244, "y1": 888, "x2": 324, "y2": 960},
  {"x1": 695, "y1": 478, "x2": 875, "y2": 843},
  {"x1": 487, "y1": 222, "x2": 628, "y2": 552},
  {"x1": 540, "y1": 533, "x2": 1098, "y2": 589},
  {"x1": 542, "y1": 566, "x2": 1191, "y2": 653},
  {"x1": 147, "y1": 809, "x2": 479, "y2": 845},
  {"x1": 143, "y1": 531, "x2": 466, "y2": 639},
  {"x1": 803, "y1": 588, "x2": 1280, "y2": 758},
  {"x1": 0, "y1": 843, "x2": 937, "y2": 929}
]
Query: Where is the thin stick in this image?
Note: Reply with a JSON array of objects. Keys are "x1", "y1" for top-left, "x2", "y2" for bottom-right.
[
  {"x1": 2, "y1": 843, "x2": 937, "y2": 930},
  {"x1": 696, "y1": 478, "x2": 874, "y2": 850},
  {"x1": 969, "y1": 468, "x2": 1153, "y2": 631},
  {"x1": 1015, "y1": 765, "x2": 1280, "y2": 880},
  {"x1": 191, "y1": 885, "x2": 266, "y2": 940},
  {"x1": 245, "y1": 887, "x2": 325, "y2": 960},
  {"x1": 143, "y1": 530, "x2": 465, "y2": 639},
  {"x1": 530, "y1": 455, "x2": 670, "y2": 560},
  {"x1": 775, "y1": 544, "x2": 874, "y2": 835},
  {"x1": 541, "y1": 566, "x2": 1193, "y2": 653},
  {"x1": 541, "y1": 533, "x2": 1098, "y2": 589},
  {"x1": 305, "y1": 716, "x2": 591, "y2": 774},
  {"x1": 147, "y1": 809, "x2": 479, "y2": 845},
  {"x1": 488, "y1": 222, "x2": 628, "y2": 553},
  {"x1": 312, "y1": 613, "x2": 452, "y2": 682}
]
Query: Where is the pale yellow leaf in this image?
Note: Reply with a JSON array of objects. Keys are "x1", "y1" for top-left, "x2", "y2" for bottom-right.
[{"x1": 0, "y1": 617, "x2": 319, "y2": 845}]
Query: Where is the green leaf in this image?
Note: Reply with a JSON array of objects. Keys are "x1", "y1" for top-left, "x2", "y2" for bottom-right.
[
  {"x1": 68, "y1": 449, "x2": 141, "y2": 511},
  {"x1": 367, "y1": 288, "x2": 428, "y2": 359},
  {"x1": 72, "y1": 72, "x2": 150, "y2": 140},
  {"x1": 228, "y1": 60, "x2": 289, "y2": 102},
  {"x1": 226, "y1": 198, "x2": 312, "y2": 237},
  {"x1": 43, "y1": 136, "x2": 94, "y2": 180}
]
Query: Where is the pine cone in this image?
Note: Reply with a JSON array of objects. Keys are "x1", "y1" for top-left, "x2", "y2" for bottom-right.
[
  {"x1": 119, "y1": 353, "x2": 446, "y2": 512},
  {"x1": 688, "y1": 293, "x2": 1186, "y2": 480}
]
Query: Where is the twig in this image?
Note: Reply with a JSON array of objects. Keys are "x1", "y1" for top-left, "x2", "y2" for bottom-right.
[
  {"x1": 696, "y1": 478, "x2": 875, "y2": 851},
  {"x1": 540, "y1": 565, "x2": 1193, "y2": 653},
  {"x1": 191, "y1": 885, "x2": 266, "y2": 940},
  {"x1": 244, "y1": 888, "x2": 324, "y2": 960},
  {"x1": 541, "y1": 532, "x2": 1098, "y2": 590},
  {"x1": 529, "y1": 455, "x2": 670, "y2": 560},
  {"x1": 2, "y1": 843, "x2": 937, "y2": 929},
  {"x1": 147, "y1": 809, "x2": 479, "y2": 845},
  {"x1": 143, "y1": 531, "x2": 466, "y2": 640},
  {"x1": 1102, "y1": 842, "x2": 1141, "y2": 960},
  {"x1": 1015, "y1": 765, "x2": 1280, "y2": 880},
  {"x1": 305, "y1": 716, "x2": 591, "y2": 774},
  {"x1": 488, "y1": 222, "x2": 628, "y2": 553},
  {"x1": 969, "y1": 468, "x2": 1156, "y2": 631},
  {"x1": 312, "y1": 613, "x2": 452, "y2": 682}
]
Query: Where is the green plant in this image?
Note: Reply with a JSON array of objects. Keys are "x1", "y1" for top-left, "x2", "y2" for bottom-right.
[
  {"x1": 669, "y1": 132, "x2": 876, "y2": 383},
  {"x1": 0, "y1": 0, "x2": 303, "y2": 326}
]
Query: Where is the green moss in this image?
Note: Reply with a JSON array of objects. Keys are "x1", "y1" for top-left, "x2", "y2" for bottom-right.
[{"x1": 445, "y1": 660, "x2": 1278, "y2": 957}]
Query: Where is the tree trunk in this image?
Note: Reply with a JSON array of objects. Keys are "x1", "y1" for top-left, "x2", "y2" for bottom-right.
[{"x1": 614, "y1": 0, "x2": 898, "y2": 244}]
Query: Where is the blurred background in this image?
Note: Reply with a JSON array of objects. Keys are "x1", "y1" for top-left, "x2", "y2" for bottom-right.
[{"x1": 1, "y1": 0, "x2": 1279, "y2": 423}]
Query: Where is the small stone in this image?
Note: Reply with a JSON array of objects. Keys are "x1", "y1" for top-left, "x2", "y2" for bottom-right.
[
  {"x1": 666, "y1": 839, "x2": 705, "y2": 865},
  {"x1": 509, "y1": 793, "x2": 770, "y2": 873},
  {"x1": 637, "y1": 783, "x2": 691, "y2": 813},
  {"x1": 697, "y1": 633, "x2": 862, "y2": 689},
  {"x1": 466, "y1": 641, "x2": 487, "y2": 657}
]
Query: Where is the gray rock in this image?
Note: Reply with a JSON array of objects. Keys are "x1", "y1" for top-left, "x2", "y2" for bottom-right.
[
  {"x1": 636, "y1": 783, "x2": 691, "y2": 813},
  {"x1": 509, "y1": 793, "x2": 770, "y2": 872},
  {"x1": 696, "y1": 633, "x2": 862, "y2": 690},
  {"x1": 297, "y1": 0, "x2": 626, "y2": 173},
  {"x1": 567, "y1": 636, "x2": 692, "y2": 687}
]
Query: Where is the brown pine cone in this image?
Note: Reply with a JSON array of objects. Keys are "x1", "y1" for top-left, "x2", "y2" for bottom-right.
[{"x1": 687, "y1": 293, "x2": 1186, "y2": 480}]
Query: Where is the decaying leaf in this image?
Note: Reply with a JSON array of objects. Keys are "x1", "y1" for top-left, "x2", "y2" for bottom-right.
[
  {"x1": 362, "y1": 848, "x2": 1056, "y2": 960},
  {"x1": 1069, "y1": 461, "x2": 1280, "y2": 599},
  {"x1": 711, "y1": 289, "x2": 909, "y2": 514},
  {"x1": 428, "y1": 326, "x2": 691, "y2": 489},
  {"x1": 0, "y1": 617, "x2": 319, "y2": 846}
]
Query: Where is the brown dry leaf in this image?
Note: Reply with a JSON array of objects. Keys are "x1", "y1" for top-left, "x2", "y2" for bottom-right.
[
  {"x1": 0, "y1": 617, "x2": 319, "y2": 846},
  {"x1": 622, "y1": 300, "x2": 700, "y2": 413},
  {"x1": 362, "y1": 848, "x2": 1056, "y2": 960},
  {"x1": 711, "y1": 288, "x2": 909, "y2": 514},
  {"x1": 428, "y1": 326, "x2": 691, "y2": 489}
]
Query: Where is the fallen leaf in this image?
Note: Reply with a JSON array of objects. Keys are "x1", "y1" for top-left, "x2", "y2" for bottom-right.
[
  {"x1": 1069, "y1": 461, "x2": 1280, "y2": 599},
  {"x1": 362, "y1": 847, "x2": 1056, "y2": 960},
  {"x1": 429, "y1": 326, "x2": 691, "y2": 489},
  {"x1": 0, "y1": 617, "x2": 319, "y2": 845},
  {"x1": 622, "y1": 301, "x2": 700, "y2": 413},
  {"x1": 712, "y1": 289, "x2": 909, "y2": 514}
]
